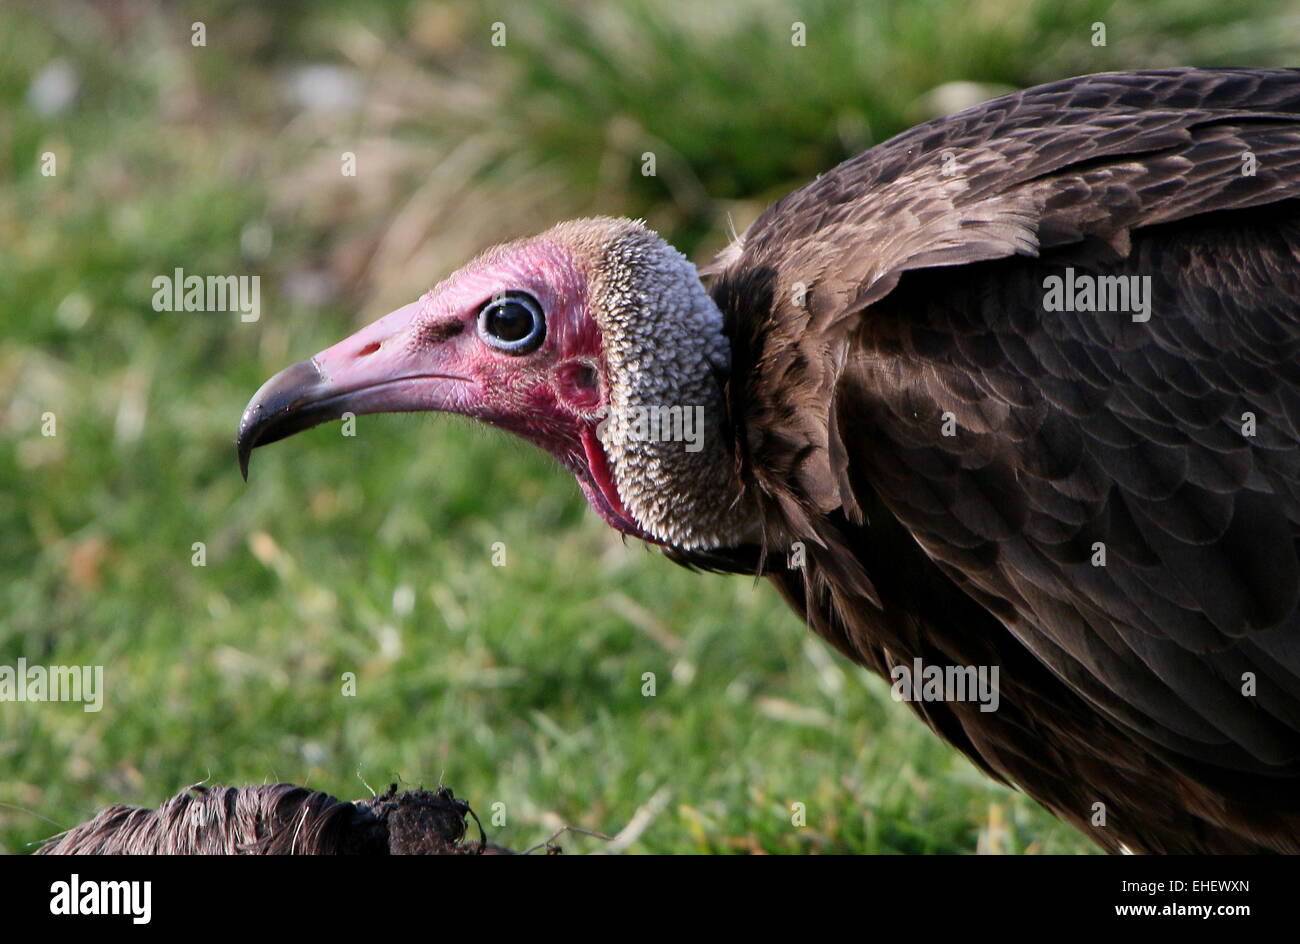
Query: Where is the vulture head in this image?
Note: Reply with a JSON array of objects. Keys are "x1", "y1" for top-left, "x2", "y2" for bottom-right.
[{"x1": 238, "y1": 217, "x2": 752, "y2": 550}]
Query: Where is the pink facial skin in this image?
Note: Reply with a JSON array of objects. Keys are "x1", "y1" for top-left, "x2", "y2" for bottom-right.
[{"x1": 239, "y1": 237, "x2": 651, "y2": 540}]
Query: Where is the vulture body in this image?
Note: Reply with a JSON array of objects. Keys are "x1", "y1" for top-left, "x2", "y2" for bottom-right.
[{"x1": 240, "y1": 69, "x2": 1300, "y2": 854}]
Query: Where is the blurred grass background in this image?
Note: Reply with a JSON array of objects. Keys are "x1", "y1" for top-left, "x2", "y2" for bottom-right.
[{"x1": 2, "y1": 0, "x2": 1298, "y2": 854}]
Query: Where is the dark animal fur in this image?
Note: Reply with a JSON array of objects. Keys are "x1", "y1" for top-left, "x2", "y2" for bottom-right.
[{"x1": 36, "y1": 783, "x2": 505, "y2": 855}]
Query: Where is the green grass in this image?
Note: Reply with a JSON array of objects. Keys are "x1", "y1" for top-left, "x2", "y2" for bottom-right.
[{"x1": 3, "y1": 0, "x2": 1297, "y2": 854}]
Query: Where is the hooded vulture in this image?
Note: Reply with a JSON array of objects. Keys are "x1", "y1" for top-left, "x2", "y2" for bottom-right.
[{"x1": 238, "y1": 68, "x2": 1300, "y2": 854}]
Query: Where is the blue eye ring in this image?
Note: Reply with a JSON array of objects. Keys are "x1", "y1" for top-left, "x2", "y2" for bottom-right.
[{"x1": 477, "y1": 291, "x2": 546, "y2": 354}]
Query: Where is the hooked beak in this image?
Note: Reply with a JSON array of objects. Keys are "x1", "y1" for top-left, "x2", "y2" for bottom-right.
[{"x1": 236, "y1": 299, "x2": 468, "y2": 479}]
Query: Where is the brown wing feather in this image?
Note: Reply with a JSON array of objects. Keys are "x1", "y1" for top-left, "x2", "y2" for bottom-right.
[{"x1": 705, "y1": 68, "x2": 1300, "y2": 853}]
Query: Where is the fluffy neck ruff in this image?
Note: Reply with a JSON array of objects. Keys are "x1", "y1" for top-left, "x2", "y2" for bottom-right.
[{"x1": 557, "y1": 218, "x2": 754, "y2": 550}]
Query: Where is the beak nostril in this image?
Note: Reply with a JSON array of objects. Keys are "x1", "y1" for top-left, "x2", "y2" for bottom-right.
[{"x1": 357, "y1": 342, "x2": 382, "y2": 357}]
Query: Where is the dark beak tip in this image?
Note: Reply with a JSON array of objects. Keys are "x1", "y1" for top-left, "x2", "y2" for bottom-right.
[
  {"x1": 235, "y1": 359, "x2": 334, "y2": 480},
  {"x1": 236, "y1": 405, "x2": 263, "y2": 481}
]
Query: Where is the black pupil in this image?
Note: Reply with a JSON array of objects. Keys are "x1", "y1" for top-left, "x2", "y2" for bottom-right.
[{"x1": 488, "y1": 301, "x2": 534, "y2": 342}]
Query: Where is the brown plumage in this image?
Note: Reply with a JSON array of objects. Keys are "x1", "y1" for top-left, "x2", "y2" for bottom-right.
[
  {"x1": 701, "y1": 67, "x2": 1300, "y2": 853},
  {"x1": 240, "y1": 68, "x2": 1300, "y2": 853}
]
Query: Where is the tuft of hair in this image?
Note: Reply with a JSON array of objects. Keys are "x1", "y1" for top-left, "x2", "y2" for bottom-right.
[{"x1": 35, "y1": 782, "x2": 508, "y2": 855}]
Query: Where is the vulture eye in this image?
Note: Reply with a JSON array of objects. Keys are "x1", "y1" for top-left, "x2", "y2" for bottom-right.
[{"x1": 477, "y1": 292, "x2": 545, "y2": 354}]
